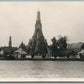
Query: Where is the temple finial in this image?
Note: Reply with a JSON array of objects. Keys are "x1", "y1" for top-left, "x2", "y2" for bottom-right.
[{"x1": 37, "y1": 10, "x2": 40, "y2": 21}]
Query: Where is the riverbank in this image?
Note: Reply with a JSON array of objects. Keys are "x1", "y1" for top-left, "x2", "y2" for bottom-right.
[{"x1": 0, "y1": 58, "x2": 84, "y2": 61}]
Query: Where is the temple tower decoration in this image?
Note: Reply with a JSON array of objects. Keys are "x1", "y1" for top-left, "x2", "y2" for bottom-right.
[{"x1": 27, "y1": 10, "x2": 48, "y2": 58}]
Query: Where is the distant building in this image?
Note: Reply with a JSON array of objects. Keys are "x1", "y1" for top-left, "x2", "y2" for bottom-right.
[
  {"x1": 9, "y1": 36, "x2": 12, "y2": 48},
  {"x1": 67, "y1": 42, "x2": 83, "y2": 52},
  {"x1": 14, "y1": 48, "x2": 27, "y2": 59},
  {"x1": 0, "y1": 47, "x2": 17, "y2": 56},
  {"x1": 0, "y1": 36, "x2": 17, "y2": 56}
]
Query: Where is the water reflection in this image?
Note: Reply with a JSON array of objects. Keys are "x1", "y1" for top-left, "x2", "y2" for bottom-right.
[{"x1": 0, "y1": 61, "x2": 84, "y2": 78}]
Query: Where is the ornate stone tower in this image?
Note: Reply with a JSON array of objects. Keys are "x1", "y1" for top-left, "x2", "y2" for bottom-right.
[
  {"x1": 32, "y1": 10, "x2": 43, "y2": 39},
  {"x1": 9, "y1": 36, "x2": 12, "y2": 48},
  {"x1": 28, "y1": 10, "x2": 48, "y2": 56}
]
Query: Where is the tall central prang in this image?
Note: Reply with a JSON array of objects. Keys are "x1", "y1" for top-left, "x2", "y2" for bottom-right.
[
  {"x1": 27, "y1": 10, "x2": 48, "y2": 58},
  {"x1": 32, "y1": 10, "x2": 43, "y2": 40}
]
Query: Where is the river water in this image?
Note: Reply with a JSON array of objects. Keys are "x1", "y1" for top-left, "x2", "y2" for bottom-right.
[{"x1": 0, "y1": 60, "x2": 84, "y2": 78}]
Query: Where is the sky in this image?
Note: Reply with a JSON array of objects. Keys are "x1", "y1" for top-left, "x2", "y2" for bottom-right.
[{"x1": 0, "y1": 1, "x2": 84, "y2": 47}]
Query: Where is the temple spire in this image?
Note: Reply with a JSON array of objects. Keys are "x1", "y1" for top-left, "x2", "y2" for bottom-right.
[
  {"x1": 37, "y1": 10, "x2": 40, "y2": 21},
  {"x1": 27, "y1": 10, "x2": 48, "y2": 57},
  {"x1": 9, "y1": 36, "x2": 12, "y2": 48}
]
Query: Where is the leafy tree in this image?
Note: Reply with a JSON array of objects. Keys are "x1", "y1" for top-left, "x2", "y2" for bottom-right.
[
  {"x1": 57, "y1": 36, "x2": 67, "y2": 50},
  {"x1": 51, "y1": 37, "x2": 58, "y2": 56}
]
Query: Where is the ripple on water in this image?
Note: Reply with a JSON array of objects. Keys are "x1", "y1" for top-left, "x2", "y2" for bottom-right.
[{"x1": 0, "y1": 61, "x2": 84, "y2": 78}]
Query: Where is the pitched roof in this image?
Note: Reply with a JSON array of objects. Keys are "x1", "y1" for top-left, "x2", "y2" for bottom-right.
[
  {"x1": 14, "y1": 48, "x2": 27, "y2": 55},
  {"x1": 78, "y1": 49, "x2": 84, "y2": 54},
  {"x1": 67, "y1": 43, "x2": 83, "y2": 49},
  {"x1": 1, "y1": 47, "x2": 17, "y2": 53}
]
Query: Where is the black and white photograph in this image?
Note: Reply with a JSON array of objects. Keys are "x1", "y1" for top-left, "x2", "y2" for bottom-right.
[{"x1": 0, "y1": 1, "x2": 84, "y2": 82}]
